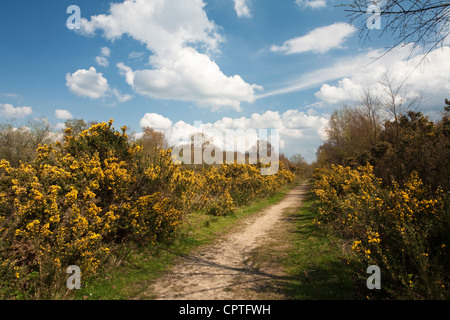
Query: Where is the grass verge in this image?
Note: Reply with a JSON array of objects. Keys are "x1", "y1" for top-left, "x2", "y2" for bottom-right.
[
  {"x1": 281, "y1": 188, "x2": 363, "y2": 299},
  {"x1": 73, "y1": 182, "x2": 299, "y2": 300},
  {"x1": 248, "y1": 183, "x2": 363, "y2": 300}
]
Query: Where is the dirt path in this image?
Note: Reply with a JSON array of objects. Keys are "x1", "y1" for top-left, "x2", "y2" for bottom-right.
[{"x1": 139, "y1": 182, "x2": 308, "y2": 300}]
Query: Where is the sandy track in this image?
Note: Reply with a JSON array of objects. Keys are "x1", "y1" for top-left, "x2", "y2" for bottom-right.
[{"x1": 140, "y1": 182, "x2": 308, "y2": 300}]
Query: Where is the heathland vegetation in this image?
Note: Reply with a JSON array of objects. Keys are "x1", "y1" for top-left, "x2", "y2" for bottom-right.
[
  {"x1": 312, "y1": 92, "x2": 449, "y2": 299},
  {"x1": 0, "y1": 92, "x2": 448, "y2": 300},
  {"x1": 0, "y1": 118, "x2": 302, "y2": 299}
]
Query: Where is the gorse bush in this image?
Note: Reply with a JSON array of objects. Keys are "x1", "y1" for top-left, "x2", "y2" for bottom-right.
[
  {"x1": 0, "y1": 121, "x2": 191, "y2": 298},
  {"x1": 313, "y1": 164, "x2": 449, "y2": 299},
  {"x1": 0, "y1": 119, "x2": 295, "y2": 299},
  {"x1": 313, "y1": 100, "x2": 450, "y2": 299},
  {"x1": 196, "y1": 162, "x2": 295, "y2": 216}
]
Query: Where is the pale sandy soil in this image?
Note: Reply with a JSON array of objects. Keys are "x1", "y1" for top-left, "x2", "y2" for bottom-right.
[{"x1": 137, "y1": 182, "x2": 308, "y2": 300}]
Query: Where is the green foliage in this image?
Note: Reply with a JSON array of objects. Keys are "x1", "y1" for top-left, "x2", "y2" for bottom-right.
[
  {"x1": 313, "y1": 99, "x2": 450, "y2": 299},
  {"x1": 313, "y1": 164, "x2": 449, "y2": 299},
  {"x1": 0, "y1": 119, "x2": 295, "y2": 299}
]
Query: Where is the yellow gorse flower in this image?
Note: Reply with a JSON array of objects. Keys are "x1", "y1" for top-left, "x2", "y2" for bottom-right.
[
  {"x1": 312, "y1": 163, "x2": 449, "y2": 298},
  {"x1": 0, "y1": 118, "x2": 297, "y2": 298}
]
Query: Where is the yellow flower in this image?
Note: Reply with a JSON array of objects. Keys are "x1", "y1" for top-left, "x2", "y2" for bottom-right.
[{"x1": 351, "y1": 240, "x2": 361, "y2": 251}]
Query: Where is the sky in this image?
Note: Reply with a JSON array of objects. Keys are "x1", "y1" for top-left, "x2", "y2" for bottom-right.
[{"x1": 1, "y1": 0, "x2": 449, "y2": 162}]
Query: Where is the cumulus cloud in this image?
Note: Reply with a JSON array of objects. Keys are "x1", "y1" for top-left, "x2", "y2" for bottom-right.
[
  {"x1": 315, "y1": 45, "x2": 450, "y2": 109},
  {"x1": 140, "y1": 113, "x2": 173, "y2": 130},
  {"x1": 271, "y1": 22, "x2": 356, "y2": 54},
  {"x1": 257, "y1": 50, "x2": 370, "y2": 99},
  {"x1": 315, "y1": 78, "x2": 363, "y2": 104},
  {"x1": 55, "y1": 109, "x2": 73, "y2": 120},
  {"x1": 66, "y1": 66, "x2": 133, "y2": 103},
  {"x1": 138, "y1": 109, "x2": 329, "y2": 162},
  {"x1": 0, "y1": 104, "x2": 33, "y2": 118},
  {"x1": 259, "y1": 43, "x2": 450, "y2": 112},
  {"x1": 65, "y1": 67, "x2": 110, "y2": 99},
  {"x1": 234, "y1": 0, "x2": 252, "y2": 18},
  {"x1": 117, "y1": 48, "x2": 261, "y2": 111},
  {"x1": 79, "y1": 0, "x2": 261, "y2": 111}
]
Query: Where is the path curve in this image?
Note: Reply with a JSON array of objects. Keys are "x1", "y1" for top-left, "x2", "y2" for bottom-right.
[{"x1": 140, "y1": 182, "x2": 308, "y2": 300}]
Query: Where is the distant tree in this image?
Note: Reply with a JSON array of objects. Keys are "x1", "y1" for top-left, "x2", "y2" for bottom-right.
[
  {"x1": 317, "y1": 96, "x2": 450, "y2": 191},
  {"x1": 320, "y1": 106, "x2": 375, "y2": 166},
  {"x1": 290, "y1": 154, "x2": 306, "y2": 166},
  {"x1": 289, "y1": 153, "x2": 309, "y2": 176},
  {"x1": 374, "y1": 107, "x2": 450, "y2": 190},
  {"x1": 0, "y1": 117, "x2": 53, "y2": 166},
  {"x1": 64, "y1": 118, "x2": 88, "y2": 136},
  {"x1": 357, "y1": 88, "x2": 383, "y2": 146},
  {"x1": 170, "y1": 132, "x2": 218, "y2": 171},
  {"x1": 252, "y1": 139, "x2": 276, "y2": 163},
  {"x1": 137, "y1": 127, "x2": 168, "y2": 163},
  {"x1": 279, "y1": 153, "x2": 291, "y2": 169}
]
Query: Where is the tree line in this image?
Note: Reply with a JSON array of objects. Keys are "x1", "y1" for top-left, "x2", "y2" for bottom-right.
[{"x1": 316, "y1": 80, "x2": 449, "y2": 192}]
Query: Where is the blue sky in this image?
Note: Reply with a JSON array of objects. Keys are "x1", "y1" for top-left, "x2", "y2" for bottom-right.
[{"x1": 1, "y1": 0, "x2": 449, "y2": 162}]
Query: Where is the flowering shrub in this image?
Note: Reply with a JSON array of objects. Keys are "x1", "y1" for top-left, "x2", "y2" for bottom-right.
[
  {"x1": 313, "y1": 164, "x2": 449, "y2": 299},
  {"x1": 0, "y1": 120, "x2": 295, "y2": 299},
  {"x1": 0, "y1": 121, "x2": 194, "y2": 298},
  {"x1": 195, "y1": 162, "x2": 295, "y2": 216}
]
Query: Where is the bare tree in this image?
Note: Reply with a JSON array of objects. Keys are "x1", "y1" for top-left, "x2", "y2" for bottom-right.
[
  {"x1": 357, "y1": 88, "x2": 383, "y2": 145},
  {"x1": 0, "y1": 118, "x2": 53, "y2": 166},
  {"x1": 138, "y1": 127, "x2": 168, "y2": 162},
  {"x1": 378, "y1": 72, "x2": 422, "y2": 123},
  {"x1": 64, "y1": 118, "x2": 88, "y2": 136},
  {"x1": 344, "y1": 1, "x2": 450, "y2": 58}
]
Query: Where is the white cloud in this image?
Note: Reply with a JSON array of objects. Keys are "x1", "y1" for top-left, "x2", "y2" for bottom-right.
[
  {"x1": 100, "y1": 47, "x2": 111, "y2": 57},
  {"x1": 128, "y1": 51, "x2": 145, "y2": 61},
  {"x1": 117, "y1": 48, "x2": 262, "y2": 111},
  {"x1": 315, "y1": 45, "x2": 450, "y2": 109},
  {"x1": 55, "y1": 109, "x2": 73, "y2": 120},
  {"x1": 111, "y1": 89, "x2": 132, "y2": 102},
  {"x1": 139, "y1": 109, "x2": 329, "y2": 162},
  {"x1": 80, "y1": 0, "x2": 221, "y2": 51},
  {"x1": 140, "y1": 113, "x2": 173, "y2": 130},
  {"x1": 0, "y1": 104, "x2": 33, "y2": 118},
  {"x1": 234, "y1": 0, "x2": 252, "y2": 18},
  {"x1": 55, "y1": 122, "x2": 67, "y2": 130},
  {"x1": 95, "y1": 56, "x2": 109, "y2": 67},
  {"x1": 271, "y1": 23, "x2": 356, "y2": 54},
  {"x1": 257, "y1": 49, "x2": 371, "y2": 99},
  {"x1": 2, "y1": 93, "x2": 23, "y2": 100},
  {"x1": 96, "y1": 47, "x2": 111, "y2": 67},
  {"x1": 65, "y1": 67, "x2": 110, "y2": 99},
  {"x1": 79, "y1": 0, "x2": 260, "y2": 111},
  {"x1": 315, "y1": 78, "x2": 363, "y2": 104},
  {"x1": 296, "y1": 0, "x2": 327, "y2": 9},
  {"x1": 259, "y1": 43, "x2": 450, "y2": 105}
]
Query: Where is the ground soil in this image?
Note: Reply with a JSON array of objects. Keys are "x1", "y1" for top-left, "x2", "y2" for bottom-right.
[{"x1": 137, "y1": 182, "x2": 308, "y2": 300}]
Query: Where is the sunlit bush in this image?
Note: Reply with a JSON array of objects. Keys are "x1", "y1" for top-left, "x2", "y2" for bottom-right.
[
  {"x1": 313, "y1": 164, "x2": 449, "y2": 299},
  {"x1": 0, "y1": 119, "x2": 296, "y2": 299}
]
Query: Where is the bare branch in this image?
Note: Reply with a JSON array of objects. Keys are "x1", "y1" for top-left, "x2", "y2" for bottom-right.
[{"x1": 343, "y1": 0, "x2": 450, "y2": 58}]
